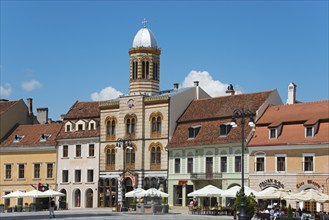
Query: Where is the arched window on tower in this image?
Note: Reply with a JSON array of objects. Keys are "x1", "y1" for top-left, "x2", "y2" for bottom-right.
[
  {"x1": 132, "y1": 61, "x2": 138, "y2": 79},
  {"x1": 153, "y1": 62, "x2": 158, "y2": 80},
  {"x1": 150, "y1": 112, "x2": 163, "y2": 138},
  {"x1": 142, "y1": 61, "x2": 149, "y2": 79},
  {"x1": 125, "y1": 114, "x2": 137, "y2": 138},
  {"x1": 126, "y1": 118, "x2": 131, "y2": 134},
  {"x1": 106, "y1": 117, "x2": 116, "y2": 140}
]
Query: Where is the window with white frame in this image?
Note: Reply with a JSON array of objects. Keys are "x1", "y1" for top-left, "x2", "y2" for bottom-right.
[
  {"x1": 75, "y1": 169, "x2": 81, "y2": 182},
  {"x1": 76, "y1": 145, "x2": 81, "y2": 157},
  {"x1": 235, "y1": 156, "x2": 242, "y2": 172},
  {"x1": 5, "y1": 164, "x2": 12, "y2": 179},
  {"x1": 219, "y1": 124, "x2": 231, "y2": 136},
  {"x1": 65, "y1": 122, "x2": 71, "y2": 132},
  {"x1": 89, "y1": 144, "x2": 95, "y2": 157},
  {"x1": 63, "y1": 145, "x2": 68, "y2": 158},
  {"x1": 33, "y1": 163, "x2": 41, "y2": 179},
  {"x1": 62, "y1": 170, "x2": 69, "y2": 183},
  {"x1": 188, "y1": 126, "x2": 201, "y2": 139},
  {"x1": 220, "y1": 156, "x2": 227, "y2": 173},
  {"x1": 276, "y1": 155, "x2": 286, "y2": 172},
  {"x1": 18, "y1": 164, "x2": 25, "y2": 179},
  {"x1": 255, "y1": 154, "x2": 265, "y2": 172},
  {"x1": 87, "y1": 169, "x2": 94, "y2": 182},
  {"x1": 303, "y1": 154, "x2": 314, "y2": 172},
  {"x1": 46, "y1": 163, "x2": 54, "y2": 178},
  {"x1": 305, "y1": 126, "x2": 314, "y2": 137},
  {"x1": 187, "y1": 158, "x2": 193, "y2": 173},
  {"x1": 269, "y1": 128, "x2": 277, "y2": 139},
  {"x1": 89, "y1": 121, "x2": 96, "y2": 130},
  {"x1": 174, "y1": 158, "x2": 180, "y2": 173}
]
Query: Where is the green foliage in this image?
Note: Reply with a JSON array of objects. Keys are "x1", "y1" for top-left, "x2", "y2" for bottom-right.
[
  {"x1": 287, "y1": 204, "x2": 293, "y2": 218},
  {"x1": 234, "y1": 189, "x2": 257, "y2": 218}
]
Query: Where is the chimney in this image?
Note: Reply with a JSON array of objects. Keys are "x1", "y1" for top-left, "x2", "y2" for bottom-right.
[
  {"x1": 37, "y1": 108, "x2": 49, "y2": 124},
  {"x1": 27, "y1": 98, "x2": 33, "y2": 116},
  {"x1": 286, "y1": 82, "x2": 297, "y2": 104},
  {"x1": 194, "y1": 81, "x2": 199, "y2": 99},
  {"x1": 226, "y1": 84, "x2": 235, "y2": 95},
  {"x1": 173, "y1": 83, "x2": 179, "y2": 90}
]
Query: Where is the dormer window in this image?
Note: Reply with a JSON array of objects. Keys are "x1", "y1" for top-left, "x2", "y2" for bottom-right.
[
  {"x1": 219, "y1": 123, "x2": 231, "y2": 136},
  {"x1": 269, "y1": 128, "x2": 277, "y2": 139},
  {"x1": 305, "y1": 126, "x2": 314, "y2": 137},
  {"x1": 40, "y1": 134, "x2": 51, "y2": 142},
  {"x1": 13, "y1": 135, "x2": 24, "y2": 143},
  {"x1": 188, "y1": 125, "x2": 201, "y2": 139},
  {"x1": 78, "y1": 124, "x2": 83, "y2": 131}
]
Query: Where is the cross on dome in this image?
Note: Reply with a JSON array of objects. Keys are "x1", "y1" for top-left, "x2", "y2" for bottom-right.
[{"x1": 142, "y1": 18, "x2": 148, "y2": 28}]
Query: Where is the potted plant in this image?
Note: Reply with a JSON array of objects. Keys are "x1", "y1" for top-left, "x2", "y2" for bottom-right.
[
  {"x1": 287, "y1": 204, "x2": 293, "y2": 218},
  {"x1": 234, "y1": 190, "x2": 257, "y2": 219},
  {"x1": 129, "y1": 197, "x2": 137, "y2": 211},
  {"x1": 161, "y1": 197, "x2": 169, "y2": 213}
]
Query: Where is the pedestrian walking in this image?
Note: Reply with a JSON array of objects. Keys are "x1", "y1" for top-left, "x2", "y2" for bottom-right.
[{"x1": 49, "y1": 197, "x2": 55, "y2": 218}]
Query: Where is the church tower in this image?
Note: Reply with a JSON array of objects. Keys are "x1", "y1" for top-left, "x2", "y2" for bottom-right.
[{"x1": 129, "y1": 19, "x2": 161, "y2": 95}]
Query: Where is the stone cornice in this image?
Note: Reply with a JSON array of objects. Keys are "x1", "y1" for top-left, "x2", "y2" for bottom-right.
[
  {"x1": 144, "y1": 95, "x2": 169, "y2": 105},
  {"x1": 129, "y1": 47, "x2": 161, "y2": 55},
  {"x1": 99, "y1": 100, "x2": 120, "y2": 109},
  {"x1": 0, "y1": 145, "x2": 56, "y2": 153}
]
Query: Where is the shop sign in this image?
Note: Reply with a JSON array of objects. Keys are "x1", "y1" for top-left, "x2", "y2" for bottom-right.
[
  {"x1": 178, "y1": 180, "x2": 187, "y2": 185},
  {"x1": 259, "y1": 179, "x2": 284, "y2": 190},
  {"x1": 296, "y1": 180, "x2": 324, "y2": 189}
]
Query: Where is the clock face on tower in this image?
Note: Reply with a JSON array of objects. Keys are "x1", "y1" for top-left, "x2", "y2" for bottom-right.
[{"x1": 127, "y1": 99, "x2": 135, "y2": 109}]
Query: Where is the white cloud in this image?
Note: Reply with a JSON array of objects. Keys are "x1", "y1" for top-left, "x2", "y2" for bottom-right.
[
  {"x1": 91, "y1": 86, "x2": 123, "y2": 101},
  {"x1": 21, "y1": 79, "x2": 42, "y2": 91},
  {"x1": 0, "y1": 83, "x2": 12, "y2": 98},
  {"x1": 181, "y1": 70, "x2": 242, "y2": 97}
]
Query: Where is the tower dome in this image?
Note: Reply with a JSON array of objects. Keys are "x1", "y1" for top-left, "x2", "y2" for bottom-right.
[{"x1": 132, "y1": 19, "x2": 158, "y2": 48}]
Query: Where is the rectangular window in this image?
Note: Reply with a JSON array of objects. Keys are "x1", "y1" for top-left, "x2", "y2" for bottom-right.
[
  {"x1": 174, "y1": 158, "x2": 180, "y2": 174},
  {"x1": 18, "y1": 164, "x2": 25, "y2": 179},
  {"x1": 47, "y1": 163, "x2": 53, "y2": 178},
  {"x1": 62, "y1": 170, "x2": 69, "y2": 183},
  {"x1": 89, "y1": 144, "x2": 95, "y2": 157},
  {"x1": 63, "y1": 145, "x2": 68, "y2": 157},
  {"x1": 256, "y1": 157, "x2": 265, "y2": 172},
  {"x1": 220, "y1": 156, "x2": 227, "y2": 173},
  {"x1": 66, "y1": 124, "x2": 70, "y2": 132},
  {"x1": 5, "y1": 164, "x2": 11, "y2": 179},
  {"x1": 188, "y1": 126, "x2": 201, "y2": 138},
  {"x1": 304, "y1": 155, "x2": 314, "y2": 172},
  {"x1": 75, "y1": 170, "x2": 81, "y2": 182},
  {"x1": 87, "y1": 169, "x2": 94, "y2": 182},
  {"x1": 219, "y1": 124, "x2": 231, "y2": 136},
  {"x1": 90, "y1": 123, "x2": 95, "y2": 130},
  {"x1": 187, "y1": 158, "x2": 193, "y2": 173},
  {"x1": 76, "y1": 145, "x2": 81, "y2": 157},
  {"x1": 276, "y1": 156, "x2": 286, "y2": 172},
  {"x1": 235, "y1": 156, "x2": 242, "y2": 172},
  {"x1": 78, "y1": 124, "x2": 83, "y2": 130},
  {"x1": 306, "y1": 127, "x2": 314, "y2": 137},
  {"x1": 270, "y1": 128, "x2": 277, "y2": 139},
  {"x1": 206, "y1": 157, "x2": 213, "y2": 177},
  {"x1": 34, "y1": 163, "x2": 41, "y2": 179}
]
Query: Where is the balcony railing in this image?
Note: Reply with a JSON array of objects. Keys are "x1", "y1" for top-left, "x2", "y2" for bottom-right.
[{"x1": 190, "y1": 172, "x2": 222, "y2": 180}]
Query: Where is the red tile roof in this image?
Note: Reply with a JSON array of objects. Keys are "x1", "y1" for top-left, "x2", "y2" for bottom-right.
[
  {"x1": 168, "y1": 90, "x2": 276, "y2": 148},
  {"x1": 0, "y1": 100, "x2": 20, "y2": 115},
  {"x1": 57, "y1": 101, "x2": 100, "y2": 140},
  {"x1": 0, "y1": 123, "x2": 62, "y2": 147},
  {"x1": 249, "y1": 101, "x2": 329, "y2": 146}
]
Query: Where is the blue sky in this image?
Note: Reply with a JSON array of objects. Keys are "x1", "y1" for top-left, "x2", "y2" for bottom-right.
[{"x1": 1, "y1": 1, "x2": 328, "y2": 120}]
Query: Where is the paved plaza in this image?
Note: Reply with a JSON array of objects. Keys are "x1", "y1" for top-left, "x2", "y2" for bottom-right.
[{"x1": 0, "y1": 207, "x2": 235, "y2": 220}]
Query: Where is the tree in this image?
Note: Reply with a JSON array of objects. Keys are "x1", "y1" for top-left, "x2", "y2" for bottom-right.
[{"x1": 234, "y1": 190, "x2": 257, "y2": 218}]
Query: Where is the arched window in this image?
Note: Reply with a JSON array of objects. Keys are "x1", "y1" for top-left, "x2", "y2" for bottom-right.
[
  {"x1": 150, "y1": 143, "x2": 162, "y2": 170},
  {"x1": 126, "y1": 148, "x2": 135, "y2": 170},
  {"x1": 106, "y1": 146, "x2": 116, "y2": 171},
  {"x1": 149, "y1": 112, "x2": 163, "y2": 138},
  {"x1": 132, "y1": 61, "x2": 138, "y2": 79},
  {"x1": 125, "y1": 114, "x2": 137, "y2": 137},
  {"x1": 106, "y1": 117, "x2": 116, "y2": 140},
  {"x1": 74, "y1": 189, "x2": 81, "y2": 207}
]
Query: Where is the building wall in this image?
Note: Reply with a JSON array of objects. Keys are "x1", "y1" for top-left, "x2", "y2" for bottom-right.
[
  {"x1": 56, "y1": 138, "x2": 99, "y2": 209},
  {"x1": 0, "y1": 148, "x2": 56, "y2": 208}
]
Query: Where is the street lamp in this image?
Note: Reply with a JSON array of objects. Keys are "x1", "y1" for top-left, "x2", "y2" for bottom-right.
[
  {"x1": 116, "y1": 137, "x2": 133, "y2": 212},
  {"x1": 230, "y1": 108, "x2": 255, "y2": 220}
]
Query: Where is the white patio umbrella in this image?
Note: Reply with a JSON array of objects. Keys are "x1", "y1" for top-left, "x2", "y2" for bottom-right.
[
  {"x1": 22, "y1": 189, "x2": 48, "y2": 198},
  {"x1": 2, "y1": 190, "x2": 26, "y2": 198},
  {"x1": 256, "y1": 187, "x2": 294, "y2": 200},
  {"x1": 136, "y1": 188, "x2": 169, "y2": 198},
  {"x1": 187, "y1": 185, "x2": 223, "y2": 197},
  {"x1": 222, "y1": 186, "x2": 258, "y2": 198},
  {"x1": 125, "y1": 188, "x2": 146, "y2": 198},
  {"x1": 43, "y1": 189, "x2": 65, "y2": 197},
  {"x1": 286, "y1": 189, "x2": 329, "y2": 203}
]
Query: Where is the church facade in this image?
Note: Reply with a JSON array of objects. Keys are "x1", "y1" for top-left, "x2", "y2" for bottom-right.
[{"x1": 98, "y1": 22, "x2": 210, "y2": 208}]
